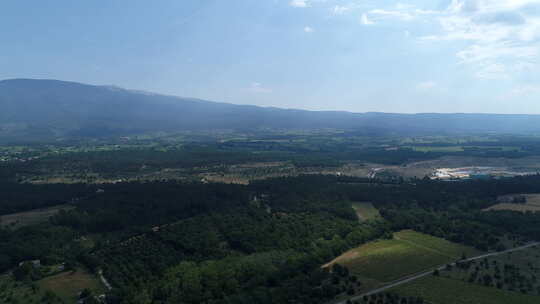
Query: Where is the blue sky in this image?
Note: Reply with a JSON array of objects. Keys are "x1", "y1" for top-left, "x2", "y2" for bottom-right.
[{"x1": 1, "y1": 0, "x2": 540, "y2": 113}]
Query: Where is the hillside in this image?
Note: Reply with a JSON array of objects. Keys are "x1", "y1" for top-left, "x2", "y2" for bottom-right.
[{"x1": 2, "y1": 79, "x2": 540, "y2": 141}]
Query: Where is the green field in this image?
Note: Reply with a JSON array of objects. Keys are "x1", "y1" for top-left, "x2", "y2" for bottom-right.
[
  {"x1": 392, "y1": 275, "x2": 540, "y2": 304},
  {"x1": 439, "y1": 245, "x2": 540, "y2": 296},
  {"x1": 0, "y1": 269, "x2": 104, "y2": 304},
  {"x1": 0, "y1": 205, "x2": 74, "y2": 229},
  {"x1": 351, "y1": 202, "x2": 381, "y2": 221},
  {"x1": 409, "y1": 145, "x2": 522, "y2": 153},
  {"x1": 38, "y1": 269, "x2": 105, "y2": 303},
  {"x1": 324, "y1": 230, "x2": 480, "y2": 283},
  {"x1": 485, "y1": 194, "x2": 540, "y2": 213}
]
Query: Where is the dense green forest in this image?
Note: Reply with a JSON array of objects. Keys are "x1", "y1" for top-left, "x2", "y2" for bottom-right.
[{"x1": 1, "y1": 173, "x2": 540, "y2": 303}]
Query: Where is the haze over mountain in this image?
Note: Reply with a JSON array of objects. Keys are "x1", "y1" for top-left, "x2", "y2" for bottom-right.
[{"x1": 1, "y1": 78, "x2": 540, "y2": 141}]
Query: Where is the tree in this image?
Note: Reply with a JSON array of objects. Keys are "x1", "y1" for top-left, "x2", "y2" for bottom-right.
[
  {"x1": 13, "y1": 263, "x2": 33, "y2": 281},
  {"x1": 80, "y1": 288, "x2": 92, "y2": 299}
]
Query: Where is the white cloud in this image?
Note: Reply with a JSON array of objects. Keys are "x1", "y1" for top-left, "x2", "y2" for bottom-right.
[
  {"x1": 432, "y1": 2, "x2": 540, "y2": 78},
  {"x1": 448, "y1": 0, "x2": 540, "y2": 14},
  {"x1": 247, "y1": 82, "x2": 272, "y2": 94},
  {"x1": 304, "y1": 26, "x2": 314, "y2": 33},
  {"x1": 363, "y1": 4, "x2": 438, "y2": 23},
  {"x1": 290, "y1": 0, "x2": 309, "y2": 8},
  {"x1": 416, "y1": 81, "x2": 437, "y2": 90},
  {"x1": 369, "y1": 9, "x2": 414, "y2": 21},
  {"x1": 361, "y1": 13, "x2": 375, "y2": 25},
  {"x1": 333, "y1": 5, "x2": 350, "y2": 15},
  {"x1": 367, "y1": 0, "x2": 540, "y2": 79}
]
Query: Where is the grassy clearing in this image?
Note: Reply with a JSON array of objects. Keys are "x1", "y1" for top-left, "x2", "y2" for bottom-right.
[
  {"x1": 485, "y1": 194, "x2": 540, "y2": 213},
  {"x1": 394, "y1": 230, "x2": 480, "y2": 258},
  {"x1": 485, "y1": 203, "x2": 540, "y2": 212},
  {"x1": 351, "y1": 202, "x2": 380, "y2": 221},
  {"x1": 0, "y1": 269, "x2": 104, "y2": 304},
  {"x1": 0, "y1": 205, "x2": 74, "y2": 229},
  {"x1": 38, "y1": 269, "x2": 105, "y2": 303},
  {"x1": 392, "y1": 275, "x2": 540, "y2": 304},
  {"x1": 324, "y1": 230, "x2": 480, "y2": 283}
]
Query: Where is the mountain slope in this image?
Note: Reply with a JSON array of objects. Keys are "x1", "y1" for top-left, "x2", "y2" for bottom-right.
[{"x1": 1, "y1": 78, "x2": 540, "y2": 140}]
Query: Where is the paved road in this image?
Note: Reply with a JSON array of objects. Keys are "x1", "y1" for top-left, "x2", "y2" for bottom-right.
[
  {"x1": 336, "y1": 242, "x2": 540, "y2": 304},
  {"x1": 98, "y1": 269, "x2": 113, "y2": 291}
]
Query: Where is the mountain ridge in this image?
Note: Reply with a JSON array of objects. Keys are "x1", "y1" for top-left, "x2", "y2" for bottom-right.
[{"x1": 2, "y1": 78, "x2": 540, "y2": 141}]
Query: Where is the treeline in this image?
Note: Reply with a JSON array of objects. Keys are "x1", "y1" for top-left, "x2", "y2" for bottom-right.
[{"x1": 0, "y1": 182, "x2": 92, "y2": 215}]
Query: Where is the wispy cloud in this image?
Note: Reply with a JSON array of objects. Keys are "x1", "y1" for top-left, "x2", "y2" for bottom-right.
[
  {"x1": 432, "y1": 2, "x2": 540, "y2": 78},
  {"x1": 290, "y1": 0, "x2": 310, "y2": 8},
  {"x1": 247, "y1": 82, "x2": 272, "y2": 94},
  {"x1": 304, "y1": 26, "x2": 314, "y2": 33},
  {"x1": 416, "y1": 81, "x2": 437, "y2": 90},
  {"x1": 332, "y1": 5, "x2": 350, "y2": 15},
  {"x1": 369, "y1": 9, "x2": 415, "y2": 21},
  {"x1": 361, "y1": 13, "x2": 375, "y2": 25},
  {"x1": 499, "y1": 84, "x2": 540, "y2": 100},
  {"x1": 363, "y1": 0, "x2": 540, "y2": 79}
]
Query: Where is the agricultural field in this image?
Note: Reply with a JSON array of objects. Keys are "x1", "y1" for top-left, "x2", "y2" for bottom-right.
[
  {"x1": 0, "y1": 205, "x2": 74, "y2": 229},
  {"x1": 38, "y1": 269, "x2": 105, "y2": 303},
  {"x1": 351, "y1": 202, "x2": 380, "y2": 221},
  {"x1": 391, "y1": 275, "x2": 540, "y2": 304},
  {"x1": 409, "y1": 146, "x2": 465, "y2": 153},
  {"x1": 0, "y1": 268, "x2": 104, "y2": 304},
  {"x1": 437, "y1": 245, "x2": 540, "y2": 295},
  {"x1": 485, "y1": 194, "x2": 540, "y2": 213},
  {"x1": 323, "y1": 230, "x2": 480, "y2": 288}
]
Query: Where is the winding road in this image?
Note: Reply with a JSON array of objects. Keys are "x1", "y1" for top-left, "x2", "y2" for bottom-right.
[
  {"x1": 336, "y1": 242, "x2": 540, "y2": 304},
  {"x1": 98, "y1": 269, "x2": 113, "y2": 291}
]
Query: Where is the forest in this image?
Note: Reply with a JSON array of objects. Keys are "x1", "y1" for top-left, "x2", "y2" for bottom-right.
[{"x1": 1, "y1": 171, "x2": 540, "y2": 303}]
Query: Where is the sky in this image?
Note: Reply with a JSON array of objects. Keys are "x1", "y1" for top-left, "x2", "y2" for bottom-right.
[{"x1": 1, "y1": 0, "x2": 540, "y2": 114}]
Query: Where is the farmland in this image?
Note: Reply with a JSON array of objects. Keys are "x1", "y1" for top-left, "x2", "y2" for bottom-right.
[
  {"x1": 438, "y1": 245, "x2": 540, "y2": 295},
  {"x1": 38, "y1": 269, "x2": 105, "y2": 303},
  {"x1": 4, "y1": 132, "x2": 540, "y2": 186},
  {"x1": 323, "y1": 230, "x2": 480, "y2": 286},
  {"x1": 0, "y1": 205, "x2": 74, "y2": 229},
  {"x1": 485, "y1": 194, "x2": 540, "y2": 212},
  {"x1": 2, "y1": 133, "x2": 540, "y2": 303},
  {"x1": 0, "y1": 268, "x2": 104, "y2": 304},
  {"x1": 392, "y1": 275, "x2": 540, "y2": 304}
]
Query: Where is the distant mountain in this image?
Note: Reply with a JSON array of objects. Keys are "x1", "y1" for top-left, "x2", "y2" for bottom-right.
[{"x1": 1, "y1": 78, "x2": 540, "y2": 141}]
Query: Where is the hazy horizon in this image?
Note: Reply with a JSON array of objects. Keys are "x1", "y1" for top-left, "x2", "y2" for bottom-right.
[
  {"x1": 2, "y1": 1, "x2": 540, "y2": 114},
  {"x1": 4, "y1": 77, "x2": 540, "y2": 116}
]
